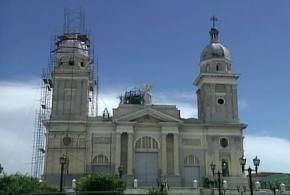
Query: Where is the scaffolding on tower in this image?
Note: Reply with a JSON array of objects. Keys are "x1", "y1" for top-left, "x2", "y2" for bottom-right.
[
  {"x1": 31, "y1": 66, "x2": 52, "y2": 177},
  {"x1": 88, "y1": 50, "x2": 98, "y2": 117},
  {"x1": 31, "y1": 9, "x2": 99, "y2": 177}
]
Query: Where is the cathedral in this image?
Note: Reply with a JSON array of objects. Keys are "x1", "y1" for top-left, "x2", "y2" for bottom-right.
[{"x1": 43, "y1": 17, "x2": 246, "y2": 188}]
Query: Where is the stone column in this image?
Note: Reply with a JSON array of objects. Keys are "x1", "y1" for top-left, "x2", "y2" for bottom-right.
[
  {"x1": 115, "y1": 133, "x2": 121, "y2": 174},
  {"x1": 127, "y1": 133, "x2": 133, "y2": 175},
  {"x1": 161, "y1": 134, "x2": 167, "y2": 175},
  {"x1": 174, "y1": 133, "x2": 180, "y2": 175}
]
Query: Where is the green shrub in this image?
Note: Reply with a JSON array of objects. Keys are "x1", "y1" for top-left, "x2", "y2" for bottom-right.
[
  {"x1": 0, "y1": 173, "x2": 57, "y2": 194},
  {"x1": 76, "y1": 174, "x2": 127, "y2": 191}
]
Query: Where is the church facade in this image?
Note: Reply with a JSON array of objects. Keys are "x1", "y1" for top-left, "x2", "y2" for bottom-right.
[{"x1": 43, "y1": 21, "x2": 246, "y2": 187}]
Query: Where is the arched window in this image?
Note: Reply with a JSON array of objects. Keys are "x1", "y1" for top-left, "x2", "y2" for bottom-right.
[
  {"x1": 92, "y1": 154, "x2": 109, "y2": 165},
  {"x1": 184, "y1": 155, "x2": 199, "y2": 166},
  {"x1": 135, "y1": 136, "x2": 159, "y2": 151},
  {"x1": 216, "y1": 64, "x2": 220, "y2": 71},
  {"x1": 206, "y1": 64, "x2": 210, "y2": 72}
]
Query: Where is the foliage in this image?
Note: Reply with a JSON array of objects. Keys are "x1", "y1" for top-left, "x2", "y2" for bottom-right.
[
  {"x1": 76, "y1": 174, "x2": 127, "y2": 192},
  {"x1": 148, "y1": 187, "x2": 168, "y2": 195},
  {"x1": 203, "y1": 177, "x2": 214, "y2": 188},
  {"x1": 260, "y1": 174, "x2": 290, "y2": 191},
  {"x1": 0, "y1": 173, "x2": 58, "y2": 194},
  {"x1": 203, "y1": 177, "x2": 210, "y2": 188}
]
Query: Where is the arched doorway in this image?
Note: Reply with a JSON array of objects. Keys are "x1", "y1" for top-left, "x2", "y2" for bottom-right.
[{"x1": 134, "y1": 136, "x2": 159, "y2": 186}]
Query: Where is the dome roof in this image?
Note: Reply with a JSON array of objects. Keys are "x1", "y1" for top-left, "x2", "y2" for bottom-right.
[
  {"x1": 200, "y1": 27, "x2": 231, "y2": 62},
  {"x1": 200, "y1": 42, "x2": 231, "y2": 62}
]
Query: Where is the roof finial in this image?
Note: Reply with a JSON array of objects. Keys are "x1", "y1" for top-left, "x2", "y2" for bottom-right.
[
  {"x1": 209, "y1": 16, "x2": 219, "y2": 43},
  {"x1": 210, "y1": 16, "x2": 218, "y2": 28}
]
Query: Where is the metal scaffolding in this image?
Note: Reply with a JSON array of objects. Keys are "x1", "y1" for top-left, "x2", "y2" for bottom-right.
[
  {"x1": 31, "y1": 9, "x2": 98, "y2": 178},
  {"x1": 31, "y1": 68, "x2": 52, "y2": 177}
]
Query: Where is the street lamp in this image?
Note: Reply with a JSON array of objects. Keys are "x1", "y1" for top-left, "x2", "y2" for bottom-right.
[
  {"x1": 209, "y1": 162, "x2": 216, "y2": 194},
  {"x1": 210, "y1": 162, "x2": 216, "y2": 176},
  {"x1": 239, "y1": 155, "x2": 246, "y2": 174},
  {"x1": 239, "y1": 155, "x2": 260, "y2": 195},
  {"x1": 209, "y1": 162, "x2": 222, "y2": 195},
  {"x1": 253, "y1": 156, "x2": 260, "y2": 173},
  {"x1": 59, "y1": 154, "x2": 67, "y2": 192}
]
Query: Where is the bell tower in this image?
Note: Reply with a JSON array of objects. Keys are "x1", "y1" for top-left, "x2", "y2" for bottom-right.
[
  {"x1": 43, "y1": 11, "x2": 96, "y2": 185},
  {"x1": 50, "y1": 30, "x2": 93, "y2": 120},
  {"x1": 194, "y1": 17, "x2": 239, "y2": 123}
]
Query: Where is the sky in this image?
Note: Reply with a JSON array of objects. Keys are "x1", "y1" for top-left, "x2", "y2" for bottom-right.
[{"x1": 0, "y1": 0, "x2": 290, "y2": 175}]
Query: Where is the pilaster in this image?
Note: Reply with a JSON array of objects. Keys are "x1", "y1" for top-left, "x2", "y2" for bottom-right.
[
  {"x1": 116, "y1": 125, "x2": 134, "y2": 175},
  {"x1": 174, "y1": 134, "x2": 180, "y2": 175},
  {"x1": 127, "y1": 133, "x2": 133, "y2": 175},
  {"x1": 161, "y1": 125, "x2": 179, "y2": 176},
  {"x1": 161, "y1": 134, "x2": 167, "y2": 175},
  {"x1": 115, "y1": 133, "x2": 121, "y2": 174}
]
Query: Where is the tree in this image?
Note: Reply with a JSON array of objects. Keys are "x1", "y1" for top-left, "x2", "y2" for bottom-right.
[
  {"x1": 0, "y1": 173, "x2": 58, "y2": 194},
  {"x1": 76, "y1": 174, "x2": 127, "y2": 192}
]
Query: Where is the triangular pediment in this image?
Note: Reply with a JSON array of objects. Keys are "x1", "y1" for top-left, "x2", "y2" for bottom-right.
[
  {"x1": 114, "y1": 107, "x2": 183, "y2": 123},
  {"x1": 134, "y1": 114, "x2": 162, "y2": 123}
]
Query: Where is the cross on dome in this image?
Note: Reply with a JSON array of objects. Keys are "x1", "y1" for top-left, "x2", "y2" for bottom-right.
[
  {"x1": 209, "y1": 16, "x2": 219, "y2": 43},
  {"x1": 210, "y1": 16, "x2": 218, "y2": 28}
]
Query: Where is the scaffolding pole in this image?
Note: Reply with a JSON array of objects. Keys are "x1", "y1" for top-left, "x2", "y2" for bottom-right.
[{"x1": 31, "y1": 69, "x2": 52, "y2": 177}]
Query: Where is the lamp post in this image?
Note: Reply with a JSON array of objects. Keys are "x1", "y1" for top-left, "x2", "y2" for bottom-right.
[
  {"x1": 239, "y1": 155, "x2": 260, "y2": 195},
  {"x1": 210, "y1": 162, "x2": 216, "y2": 176},
  {"x1": 59, "y1": 154, "x2": 67, "y2": 192},
  {"x1": 217, "y1": 171, "x2": 222, "y2": 195},
  {"x1": 210, "y1": 162, "x2": 216, "y2": 188},
  {"x1": 209, "y1": 162, "x2": 222, "y2": 195}
]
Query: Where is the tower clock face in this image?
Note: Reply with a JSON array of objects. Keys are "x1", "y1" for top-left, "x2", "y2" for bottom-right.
[
  {"x1": 63, "y1": 137, "x2": 72, "y2": 146},
  {"x1": 217, "y1": 98, "x2": 225, "y2": 105},
  {"x1": 220, "y1": 138, "x2": 228, "y2": 148}
]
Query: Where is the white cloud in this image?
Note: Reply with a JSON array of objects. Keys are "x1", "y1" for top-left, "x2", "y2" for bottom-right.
[
  {"x1": 0, "y1": 81, "x2": 40, "y2": 111},
  {"x1": 98, "y1": 88, "x2": 197, "y2": 118},
  {"x1": 98, "y1": 87, "x2": 122, "y2": 116},
  {"x1": 154, "y1": 91, "x2": 197, "y2": 118},
  {"x1": 1, "y1": 80, "x2": 289, "y2": 176},
  {"x1": 0, "y1": 80, "x2": 40, "y2": 174},
  {"x1": 244, "y1": 135, "x2": 290, "y2": 173}
]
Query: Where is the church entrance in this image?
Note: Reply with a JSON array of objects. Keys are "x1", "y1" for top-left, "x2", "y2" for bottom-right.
[
  {"x1": 183, "y1": 166, "x2": 200, "y2": 186},
  {"x1": 134, "y1": 136, "x2": 159, "y2": 186},
  {"x1": 182, "y1": 155, "x2": 200, "y2": 187},
  {"x1": 135, "y1": 152, "x2": 158, "y2": 186}
]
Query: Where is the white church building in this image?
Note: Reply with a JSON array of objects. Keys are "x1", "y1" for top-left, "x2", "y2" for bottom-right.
[{"x1": 42, "y1": 17, "x2": 246, "y2": 188}]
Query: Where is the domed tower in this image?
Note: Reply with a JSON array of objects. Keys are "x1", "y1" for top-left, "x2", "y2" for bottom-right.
[{"x1": 194, "y1": 18, "x2": 239, "y2": 123}]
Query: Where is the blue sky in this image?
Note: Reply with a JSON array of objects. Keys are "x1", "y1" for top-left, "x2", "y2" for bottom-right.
[{"x1": 0, "y1": 0, "x2": 290, "y2": 174}]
